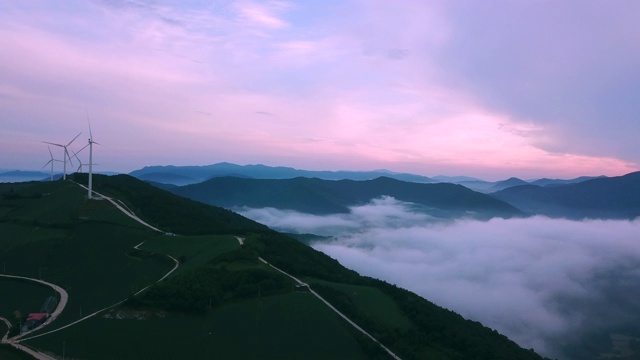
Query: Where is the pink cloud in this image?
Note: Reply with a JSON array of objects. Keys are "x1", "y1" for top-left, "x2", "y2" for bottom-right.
[
  {"x1": 234, "y1": 1, "x2": 291, "y2": 30},
  {"x1": 0, "y1": 1, "x2": 637, "y2": 179}
]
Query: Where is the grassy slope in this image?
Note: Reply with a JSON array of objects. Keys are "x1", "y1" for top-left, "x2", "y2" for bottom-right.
[
  {"x1": 77, "y1": 173, "x2": 269, "y2": 235},
  {"x1": 2, "y1": 180, "x2": 375, "y2": 360},
  {"x1": 305, "y1": 278, "x2": 412, "y2": 331},
  {"x1": 3, "y1": 177, "x2": 547, "y2": 359},
  {"x1": 139, "y1": 234, "x2": 239, "y2": 274},
  {"x1": 0, "y1": 180, "x2": 170, "y2": 332},
  {"x1": 29, "y1": 293, "x2": 370, "y2": 360},
  {"x1": 0, "y1": 345, "x2": 34, "y2": 360}
]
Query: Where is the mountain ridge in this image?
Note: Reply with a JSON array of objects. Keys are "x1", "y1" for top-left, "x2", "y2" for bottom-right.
[
  {"x1": 169, "y1": 175, "x2": 524, "y2": 219},
  {"x1": 129, "y1": 162, "x2": 434, "y2": 185},
  {"x1": 491, "y1": 171, "x2": 640, "y2": 219}
]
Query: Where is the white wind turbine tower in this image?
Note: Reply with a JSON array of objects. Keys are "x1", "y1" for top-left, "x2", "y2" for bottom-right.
[
  {"x1": 43, "y1": 133, "x2": 81, "y2": 180},
  {"x1": 86, "y1": 118, "x2": 99, "y2": 199}
]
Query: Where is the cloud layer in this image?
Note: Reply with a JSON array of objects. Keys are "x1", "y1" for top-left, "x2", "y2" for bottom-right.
[{"x1": 239, "y1": 199, "x2": 640, "y2": 358}]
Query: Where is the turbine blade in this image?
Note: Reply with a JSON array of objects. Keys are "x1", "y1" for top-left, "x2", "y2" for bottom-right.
[
  {"x1": 43, "y1": 141, "x2": 63, "y2": 147},
  {"x1": 67, "y1": 132, "x2": 82, "y2": 147},
  {"x1": 48, "y1": 146, "x2": 53, "y2": 158},
  {"x1": 66, "y1": 149, "x2": 74, "y2": 167},
  {"x1": 87, "y1": 112, "x2": 94, "y2": 141},
  {"x1": 42, "y1": 160, "x2": 53, "y2": 169},
  {"x1": 73, "y1": 143, "x2": 90, "y2": 156}
]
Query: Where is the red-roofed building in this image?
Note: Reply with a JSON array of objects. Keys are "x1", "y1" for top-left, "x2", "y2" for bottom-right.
[
  {"x1": 21, "y1": 313, "x2": 49, "y2": 333},
  {"x1": 27, "y1": 313, "x2": 48, "y2": 321}
]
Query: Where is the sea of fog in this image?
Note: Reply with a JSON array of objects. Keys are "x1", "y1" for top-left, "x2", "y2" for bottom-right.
[{"x1": 238, "y1": 196, "x2": 640, "y2": 359}]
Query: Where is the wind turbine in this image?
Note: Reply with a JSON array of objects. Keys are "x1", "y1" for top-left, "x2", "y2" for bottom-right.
[
  {"x1": 43, "y1": 133, "x2": 81, "y2": 180},
  {"x1": 86, "y1": 116, "x2": 100, "y2": 199},
  {"x1": 41, "y1": 146, "x2": 62, "y2": 181}
]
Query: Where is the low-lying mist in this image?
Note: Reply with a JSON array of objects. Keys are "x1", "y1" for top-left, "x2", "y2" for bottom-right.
[{"x1": 237, "y1": 197, "x2": 640, "y2": 359}]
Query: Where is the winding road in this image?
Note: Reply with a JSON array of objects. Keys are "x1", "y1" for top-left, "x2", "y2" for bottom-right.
[{"x1": 1, "y1": 183, "x2": 181, "y2": 359}]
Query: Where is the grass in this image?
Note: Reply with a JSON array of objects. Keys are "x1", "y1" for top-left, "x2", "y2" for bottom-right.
[
  {"x1": 0, "y1": 223, "x2": 68, "y2": 252},
  {"x1": 76, "y1": 173, "x2": 269, "y2": 235},
  {"x1": 0, "y1": 345, "x2": 35, "y2": 360},
  {"x1": 140, "y1": 234, "x2": 239, "y2": 274},
  {"x1": 76, "y1": 197, "x2": 148, "y2": 228},
  {"x1": 0, "y1": 181, "x2": 174, "y2": 334},
  {"x1": 307, "y1": 278, "x2": 412, "y2": 331},
  {"x1": 23, "y1": 222, "x2": 171, "y2": 332},
  {"x1": 26, "y1": 292, "x2": 369, "y2": 360},
  {"x1": 1, "y1": 181, "x2": 86, "y2": 226}
]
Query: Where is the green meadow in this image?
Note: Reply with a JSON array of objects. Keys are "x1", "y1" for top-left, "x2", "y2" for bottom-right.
[
  {"x1": 139, "y1": 234, "x2": 239, "y2": 274},
  {"x1": 0, "y1": 180, "x2": 171, "y2": 333},
  {"x1": 0, "y1": 345, "x2": 34, "y2": 360},
  {"x1": 27, "y1": 292, "x2": 369, "y2": 360},
  {"x1": 306, "y1": 278, "x2": 412, "y2": 331}
]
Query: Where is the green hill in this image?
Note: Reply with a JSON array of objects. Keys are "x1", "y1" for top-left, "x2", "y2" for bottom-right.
[
  {"x1": 492, "y1": 171, "x2": 640, "y2": 219},
  {"x1": 1, "y1": 175, "x2": 546, "y2": 359},
  {"x1": 170, "y1": 176, "x2": 523, "y2": 219}
]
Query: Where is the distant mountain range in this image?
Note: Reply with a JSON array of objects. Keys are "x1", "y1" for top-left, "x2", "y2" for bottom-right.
[
  {"x1": 7, "y1": 164, "x2": 634, "y2": 221},
  {"x1": 169, "y1": 176, "x2": 523, "y2": 220},
  {"x1": 128, "y1": 163, "x2": 605, "y2": 192},
  {"x1": 0, "y1": 170, "x2": 50, "y2": 182},
  {"x1": 0, "y1": 170, "x2": 121, "y2": 183},
  {"x1": 528, "y1": 176, "x2": 606, "y2": 187},
  {"x1": 454, "y1": 176, "x2": 603, "y2": 193},
  {"x1": 125, "y1": 163, "x2": 640, "y2": 221},
  {"x1": 129, "y1": 162, "x2": 434, "y2": 185},
  {"x1": 491, "y1": 171, "x2": 640, "y2": 219}
]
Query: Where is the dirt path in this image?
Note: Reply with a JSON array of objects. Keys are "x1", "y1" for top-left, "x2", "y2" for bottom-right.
[
  {"x1": 236, "y1": 235, "x2": 400, "y2": 359},
  {"x1": 76, "y1": 183, "x2": 165, "y2": 233},
  {"x1": 255, "y1": 257, "x2": 401, "y2": 359}
]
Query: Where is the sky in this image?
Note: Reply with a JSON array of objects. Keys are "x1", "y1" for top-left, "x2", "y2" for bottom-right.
[
  {"x1": 1, "y1": 0, "x2": 639, "y2": 180},
  {"x1": 238, "y1": 199, "x2": 640, "y2": 359}
]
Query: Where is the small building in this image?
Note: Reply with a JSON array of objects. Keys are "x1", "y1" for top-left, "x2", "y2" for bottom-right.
[{"x1": 20, "y1": 313, "x2": 49, "y2": 333}]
